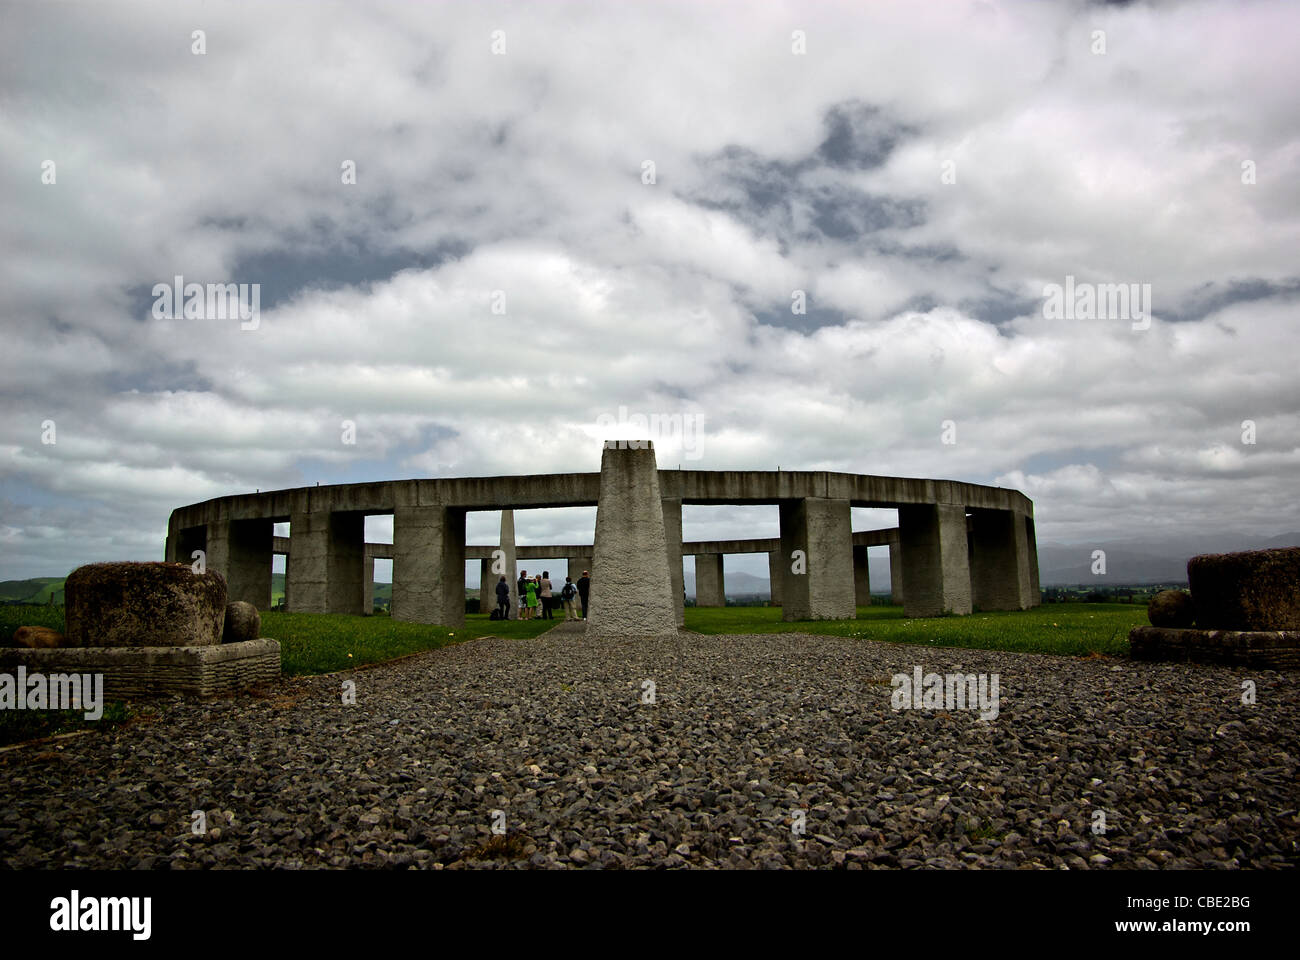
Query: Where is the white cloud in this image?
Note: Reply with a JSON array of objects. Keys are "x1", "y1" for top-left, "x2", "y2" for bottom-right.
[{"x1": 2, "y1": 0, "x2": 1299, "y2": 578}]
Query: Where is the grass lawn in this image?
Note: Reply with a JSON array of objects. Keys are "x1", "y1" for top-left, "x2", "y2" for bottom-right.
[
  {"x1": 264, "y1": 610, "x2": 561, "y2": 676},
  {"x1": 685, "y1": 602, "x2": 1145, "y2": 657}
]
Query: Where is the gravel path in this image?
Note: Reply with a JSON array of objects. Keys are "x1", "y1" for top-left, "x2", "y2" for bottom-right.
[{"x1": 3, "y1": 626, "x2": 1297, "y2": 869}]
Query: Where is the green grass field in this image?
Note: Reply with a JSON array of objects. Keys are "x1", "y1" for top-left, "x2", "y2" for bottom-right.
[
  {"x1": 684, "y1": 602, "x2": 1145, "y2": 657},
  {"x1": 264, "y1": 610, "x2": 558, "y2": 676}
]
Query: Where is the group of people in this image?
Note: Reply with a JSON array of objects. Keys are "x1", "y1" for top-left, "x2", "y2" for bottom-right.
[{"x1": 494, "y1": 569, "x2": 590, "y2": 621}]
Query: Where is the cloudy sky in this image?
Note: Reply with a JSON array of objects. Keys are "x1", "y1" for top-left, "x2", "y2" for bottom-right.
[{"x1": 2, "y1": 0, "x2": 1298, "y2": 583}]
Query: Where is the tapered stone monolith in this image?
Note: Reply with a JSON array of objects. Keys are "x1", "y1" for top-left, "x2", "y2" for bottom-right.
[
  {"x1": 500, "y1": 510, "x2": 519, "y2": 619},
  {"x1": 586, "y1": 442, "x2": 678, "y2": 639}
]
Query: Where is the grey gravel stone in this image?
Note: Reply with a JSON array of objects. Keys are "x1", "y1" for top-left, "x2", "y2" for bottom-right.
[{"x1": 1, "y1": 629, "x2": 1296, "y2": 869}]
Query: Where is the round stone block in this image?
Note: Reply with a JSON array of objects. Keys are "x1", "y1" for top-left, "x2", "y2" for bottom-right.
[
  {"x1": 223, "y1": 601, "x2": 261, "y2": 643},
  {"x1": 64, "y1": 561, "x2": 227, "y2": 647},
  {"x1": 1147, "y1": 589, "x2": 1195, "y2": 627},
  {"x1": 1188, "y1": 547, "x2": 1300, "y2": 631},
  {"x1": 12, "y1": 626, "x2": 66, "y2": 648}
]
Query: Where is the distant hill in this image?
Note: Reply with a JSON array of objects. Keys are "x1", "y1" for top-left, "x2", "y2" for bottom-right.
[
  {"x1": 0, "y1": 577, "x2": 65, "y2": 605},
  {"x1": 1037, "y1": 531, "x2": 1300, "y2": 585}
]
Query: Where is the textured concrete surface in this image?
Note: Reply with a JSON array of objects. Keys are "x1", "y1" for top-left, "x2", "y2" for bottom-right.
[
  {"x1": 477, "y1": 558, "x2": 493, "y2": 615},
  {"x1": 1129, "y1": 626, "x2": 1300, "y2": 669},
  {"x1": 0, "y1": 639, "x2": 281, "y2": 699},
  {"x1": 899, "y1": 504, "x2": 972, "y2": 618},
  {"x1": 173, "y1": 455, "x2": 1037, "y2": 627},
  {"x1": 778, "y1": 497, "x2": 855, "y2": 621},
  {"x1": 230, "y1": 518, "x2": 273, "y2": 610},
  {"x1": 393, "y1": 505, "x2": 465, "y2": 627},
  {"x1": 768, "y1": 550, "x2": 783, "y2": 604},
  {"x1": 969, "y1": 509, "x2": 1034, "y2": 611},
  {"x1": 695, "y1": 554, "x2": 725, "y2": 607},
  {"x1": 853, "y1": 545, "x2": 871, "y2": 606},
  {"x1": 287, "y1": 510, "x2": 365, "y2": 615},
  {"x1": 889, "y1": 541, "x2": 904, "y2": 606},
  {"x1": 171, "y1": 470, "x2": 1030, "y2": 526},
  {"x1": 586, "y1": 444, "x2": 678, "y2": 639},
  {"x1": 500, "y1": 510, "x2": 519, "y2": 620},
  {"x1": 1024, "y1": 517, "x2": 1040, "y2": 600},
  {"x1": 64, "y1": 562, "x2": 227, "y2": 648},
  {"x1": 663, "y1": 498, "x2": 685, "y2": 627},
  {"x1": 1188, "y1": 548, "x2": 1300, "y2": 630}
]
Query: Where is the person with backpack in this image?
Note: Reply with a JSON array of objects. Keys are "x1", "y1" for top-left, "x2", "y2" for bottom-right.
[
  {"x1": 560, "y1": 576, "x2": 578, "y2": 620},
  {"x1": 495, "y1": 575, "x2": 510, "y2": 620},
  {"x1": 539, "y1": 571, "x2": 554, "y2": 620},
  {"x1": 577, "y1": 570, "x2": 591, "y2": 620},
  {"x1": 517, "y1": 570, "x2": 530, "y2": 619}
]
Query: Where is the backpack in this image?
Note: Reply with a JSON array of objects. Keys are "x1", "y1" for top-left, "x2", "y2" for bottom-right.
[
  {"x1": 489, "y1": 608, "x2": 502, "y2": 621},
  {"x1": 562, "y1": 582, "x2": 575, "y2": 600}
]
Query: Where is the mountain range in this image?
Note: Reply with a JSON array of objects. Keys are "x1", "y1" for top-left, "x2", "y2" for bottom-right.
[{"x1": 4, "y1": 532, "x2": 1296, "y2": 603}]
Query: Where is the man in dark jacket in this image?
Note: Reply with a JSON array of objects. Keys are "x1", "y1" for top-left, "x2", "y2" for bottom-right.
[
  {"x1": 517, "y1": 570, "x2": 528, "y2": 620},
  {"x1": 577, "y1": 570, "x2": 591, "y2": 620},
  {"x1": 495, "y1": 575, "x2": 510, "y2": 620}
]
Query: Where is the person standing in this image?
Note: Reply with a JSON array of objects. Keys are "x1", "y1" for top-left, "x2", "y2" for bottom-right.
[
  {"x1": 517, "y1": 570, "x2": 529, "y2": 619},
  {"x1": 560, "y1": 576, "x2": 578, "y2": 620},
  {"x1": 524, "y1": 576, "x2": 539, "y2": 619},
  {"x1": 577, "y1": 569, "x2": 591, "y2": 620},
  {"x1": 495, "y1": 575, "x2": 510, "y2": 620},
  {"x1": 539, "y1": 571, "x2": 554, "y2": 620}
]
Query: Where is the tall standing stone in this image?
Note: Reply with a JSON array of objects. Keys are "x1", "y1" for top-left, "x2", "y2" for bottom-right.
[
  {"x1": 853, "y1": 545, "x2": 872, "y2": 607},
  {"x1": 899, "y1": 503, "x2": 972, "y2": 617},
  {"x1": 500, "y1": 510, "x2": 519, "y2": 619},
  {"x1": 778, "y1": 497, "x2": 855, "y2": 620},
  {"x1": 478, "y1": 557, "x2": 493, "y2": 615},
  {"x1": 695, "y1": 554, "x2": 726, "y2": 606},
  {"x1": 288, "y1": 510, "x2": 365, "y2": 614},
  {"x1": 662, "y1": 498, "x2": 685, "y2": 626},
  {"x1": 392, "y1": 503, "x2": 466, "y2": 626},
  {"x1": 768, "y1": 549, "x2": 783, "y2": 605},
  {"x1": 969, "y1": 508, "x2": 1034, "y2": 611},
  {"x1": 586, "y1": 442, "x2": 678, "y2": 639},
  {"x1": 206, "y1": 518, "x2": 273, "y2": 610},
  {"x1": 888, "y1": 535, "x2": 904, "y2": 605}
]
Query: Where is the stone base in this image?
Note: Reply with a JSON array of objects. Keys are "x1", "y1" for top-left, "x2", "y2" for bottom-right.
[
  {"x1": 1129, "y1": 626, "x2": 1300, "y2": 669},
  {"x1": 0, "y1": 639, "x2": 281, "y2": 699}
]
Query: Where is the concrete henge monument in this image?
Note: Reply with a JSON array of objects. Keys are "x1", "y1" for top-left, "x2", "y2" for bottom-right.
[{"x1": 166, "y1": 441, "x2": 1041, "y2": 636}]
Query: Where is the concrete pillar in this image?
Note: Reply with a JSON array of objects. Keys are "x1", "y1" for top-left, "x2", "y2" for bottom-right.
[
  {"x1": 662, "y1": 498, "x2": 685, "y2": 626},
  {"x1": 767, "y1": 550, "x2": 783, "y2": 605},
  {"x1": 586, "y1": 441, "x2": 678, "y2": 639},
  {"x1": 501, "y1": 510, "x2": 519, "y2": 619},
  {"x1": 566, "y1": 556, "x2": 588, "y2": 583},
  {"x1": 287, "y1": 510, "x2": 365, "y2": 614},
  {"x1": 276, "y1": 553, "x2": 288, "y2": 610},
  {"x1": 172, "y1": 526, "x2": 206, "y2": 567},
  {"x1": 853, "y1": 545, "x2": 872, "y2": 608},
  {"x1": 969, "y1": 508, "x2": 1034, "y2": 611},
  {"x1": 363, "y1": 555, "x2": 375, "y2": 615},
  {"x1": 206, "y1": 518, "x2": 273, "y2": 610},
  {"x1": 695, "y1": 554, "x2": 726, "y2": 606},
  {"x1": 778, "y1": 497, "x2": 855, "y2": 621},
  {"x1": 898, "y1": 503, "x2": 972, "y2": 617},
  {"x1": 392, "y1": 504, "x2": 466, "y2": 626},
  {"x1": 888, "y1": 536, "x2": 904, "y2": 605},
  {"x1": 478, "y1": 558, "x2": 493, "y2": 615},
  {"x1": 1025, "y1": 516, "x2": 1041, "y2": 606}
]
